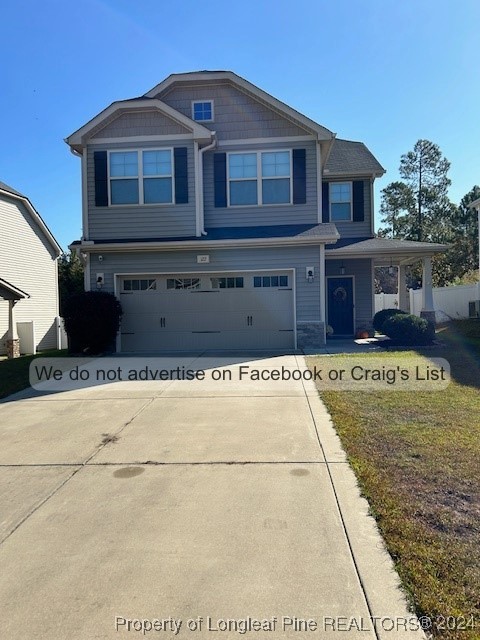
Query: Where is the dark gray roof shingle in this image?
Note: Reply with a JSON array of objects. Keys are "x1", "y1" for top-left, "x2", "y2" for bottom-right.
[
  {"x1": 325, "y1": 139, "x2": 385, "y2": 177},
  {"x1": 0, "y1": 181, "x2": 25, "y2": 197}
]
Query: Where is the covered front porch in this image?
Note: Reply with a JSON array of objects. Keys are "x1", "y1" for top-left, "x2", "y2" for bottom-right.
[
  {"x1": 325, "y1": 238, "x2": 448, "y2": 337},
  {"x1": 0, "y1": 278, "x2": 30, "y2": 359}
]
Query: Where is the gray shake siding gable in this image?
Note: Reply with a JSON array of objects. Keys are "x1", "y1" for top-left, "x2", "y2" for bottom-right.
[
  {"x1": 159, "y1": 83, "x2": 311, "y2": 140},
  {"x1": 91, "y1": 111, "x2": 191, "y2": 139}
]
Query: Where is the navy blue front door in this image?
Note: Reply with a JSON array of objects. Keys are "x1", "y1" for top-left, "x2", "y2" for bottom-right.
[{"x1": 327, "y1": 277, "x2": 354, "y2": 336}]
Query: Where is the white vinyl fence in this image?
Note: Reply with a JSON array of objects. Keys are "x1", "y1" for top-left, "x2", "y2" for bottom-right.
[
  {"x1": 374, "y1": 293, "x2": 400, "y2": 313},
  {"x1": 17, "y1": 321, "x2": 36, "y2": 355},
  {"x1": 376, "y1": 283, "x2": 480, "y2": 320}
]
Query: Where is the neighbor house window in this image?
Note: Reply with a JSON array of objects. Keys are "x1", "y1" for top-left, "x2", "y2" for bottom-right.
[
  {"x1": 192, "y1": 101, "x2": 213, "y2": 122},
  {"x1": 228, "y1": 151, "x2": 292, "y2": 206},
  {"x1": 109, "y1": 149, "x2": 173, "y2": 205},
  {"x1": 330, "y1": 182, "x2": 352, "y2": 221}
]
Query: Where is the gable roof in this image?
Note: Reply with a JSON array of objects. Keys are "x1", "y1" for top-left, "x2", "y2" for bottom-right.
[
  {"x1": 65, "y1": 98, "x2": 214, "y2": 151},
  {"x1": 324, "y1": 139, "x2": 385, "y2": 177},
  {"x1": 0, "y1": 183, "x2": 62, "y2": 256},
  {"x1": 145, "y1": 70, "x2": 335, "y2": 141},
  {"x1": 325, "y1": 237, "x2": 447, "y2": 264},
  {"x1": 0, "y1": 277, "x2": 30, "y2": 300}
]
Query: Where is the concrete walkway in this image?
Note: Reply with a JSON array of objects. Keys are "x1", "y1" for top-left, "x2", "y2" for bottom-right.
[{"x1": 0, "y1": 353, "x2": 424, "y2": 639}]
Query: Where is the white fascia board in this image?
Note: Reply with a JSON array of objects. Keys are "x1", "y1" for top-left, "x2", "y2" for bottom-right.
[
  {"x1": 323, "y1": 170, "x2": 386, "y2": 179},
  {"x1": 0, "y1": 277, "x2": 30, "y2": 299},
  {"x1": 0, "y1": 189, "x2": 62, "y2": 256},
  {"x1": 325, "y1": 246, "x2": 448, "y2": 260},
  {"x1": 146, "y1": 71, "x2": 335, "y2": 141},
  {"x1": 469, "y1": 197, "x2": 480, "y2": 209},
  {"x1": 217, "y1": 135, "x2": 315, "y2": 147},
  {"x1": 65, "y1": 99, "x2": 213, "y2": 149},
  {"x1": 80, "y1": 235, "x2": 340, "y2": 253}
]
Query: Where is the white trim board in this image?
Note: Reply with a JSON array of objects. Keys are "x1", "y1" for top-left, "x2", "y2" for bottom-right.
[{"x1": 217, "y1": 135, "x2": 314, "y2": 147}]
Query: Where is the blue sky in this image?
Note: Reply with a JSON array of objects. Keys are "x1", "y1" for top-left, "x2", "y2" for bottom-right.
[{"x1": 1, "y1": 0, "x2": 479, "y2": 250}]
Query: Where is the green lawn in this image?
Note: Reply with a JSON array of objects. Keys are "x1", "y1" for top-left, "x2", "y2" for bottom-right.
[
  {"x1": 0, "y1": 349, "x2": 68, "y2": 399},
  {"x1": 309, "y1": 320, "x2": 480, "y2": 639}
]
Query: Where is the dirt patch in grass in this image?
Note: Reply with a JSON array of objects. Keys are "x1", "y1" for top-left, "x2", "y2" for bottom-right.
[{"x1": 309, "y1": 320, "x2": 480, "y2": 639}]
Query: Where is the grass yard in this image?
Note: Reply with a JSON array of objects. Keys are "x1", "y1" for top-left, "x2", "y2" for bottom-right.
[
  {"x1": 0, "y1": 349, "x2": 67, "y2": 399},
  {"x1": 309, "y1": 320, "x2": 480, "y2": 639}
]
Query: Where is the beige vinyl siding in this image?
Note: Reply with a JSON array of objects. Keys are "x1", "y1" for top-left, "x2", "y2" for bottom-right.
[
  {"x1": 326, "y1": 179, "x2": 372, "y2": 238},
  {"x1": 325, "y1": 258, "x2": 373, "y2": 327},
  {"x1": 0, "y1": 196, "x2": 59, "y2": 354},
  {"x1": 160, "y1": 83, "x2": 310, "y2": 140},
  {"x1": 86, "y1": 140, "x2": 196, "y2": 240},
  {"x1": 204, "y1": 140, "x2": 318, "y2": 228},
  {"x1": 90, "y1": 110, "x2": 190, "y2": 139},
  {"x1": 88, "y1": 246, "x2": 322, "y2": 323}
]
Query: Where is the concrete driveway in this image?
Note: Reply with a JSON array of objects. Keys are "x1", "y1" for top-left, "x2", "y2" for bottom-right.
[{"x1": 0, "y1": 353, "x2": 424, "y2": 639}]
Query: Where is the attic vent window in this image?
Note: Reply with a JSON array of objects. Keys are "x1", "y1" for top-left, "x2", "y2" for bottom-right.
[{"x1": 192, "y1": 100, "x2": 213, "y2": 122}]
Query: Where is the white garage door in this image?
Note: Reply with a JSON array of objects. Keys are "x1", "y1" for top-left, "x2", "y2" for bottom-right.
[{"x1": 119, "y1": 272, "x2": 294, "y2": 352}]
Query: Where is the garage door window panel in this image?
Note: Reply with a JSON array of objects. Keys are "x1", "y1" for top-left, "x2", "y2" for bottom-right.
[
  {"x1": 254, "y1": 275, "x2": 289, "y2": 288},
  {"x1": 167, "y1": 278, "x2": 201, "y2": 290},
  {"x1": 211, "y1": 277, "x2": 244, "y2": 289},
  {"x1": 123, "y1": 279, "x2": 156, "y2": 291}
]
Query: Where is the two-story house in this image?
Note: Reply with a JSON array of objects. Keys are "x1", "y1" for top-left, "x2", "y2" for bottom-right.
[
  {"x1": 66, "y1": 71, "x2": 446, "y2": 352},
  {"x1": 0, "y1": 181, "x2": 62, "y2": 358}
]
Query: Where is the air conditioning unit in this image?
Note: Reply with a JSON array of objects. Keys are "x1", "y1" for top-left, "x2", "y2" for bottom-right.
[{"x1": 468, "y1": 300, "x2": 480, "y2": 318}]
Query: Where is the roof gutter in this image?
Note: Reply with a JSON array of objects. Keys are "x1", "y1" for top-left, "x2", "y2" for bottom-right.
[{"x1": 77, "y1": 234, "x2": 340, "y2": 254}]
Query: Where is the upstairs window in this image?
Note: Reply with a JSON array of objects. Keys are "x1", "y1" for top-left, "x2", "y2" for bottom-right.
[
  {"x1": 192, "y1": 100, "x2": 214, "y2": 122},
  {"x1": 330, "y1": 182, "x2": 352, "y2": 221},
  {"x1": 227, "y1": 150, "x2": 292, "y2": 206},
  {"x1": 109, "y1": 149, "x2": 173, "y2": 205},
  {"x1": 110, "y1": 152, "x2": 138, "y2": 204}
]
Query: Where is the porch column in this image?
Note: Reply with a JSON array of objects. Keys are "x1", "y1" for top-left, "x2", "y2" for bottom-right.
[
  {"x1": 420, "y1": 256, "x2": 436, "y2": 324},
  {"x1": 6, "y1": 300, "x2": 20, "y2": 359},
  {"x1": 397, "y1": 264, "x2": 409, "y2": 311}
]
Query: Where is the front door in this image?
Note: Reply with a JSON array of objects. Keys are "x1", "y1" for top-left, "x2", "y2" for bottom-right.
[{"x1": 327, "y1": 277, "x2": 354, "y2": 336}]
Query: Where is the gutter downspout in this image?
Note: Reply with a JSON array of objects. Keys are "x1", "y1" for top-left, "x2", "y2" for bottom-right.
[{"x1": 197, "y1": 133, "x2": 217, "y2": 236}]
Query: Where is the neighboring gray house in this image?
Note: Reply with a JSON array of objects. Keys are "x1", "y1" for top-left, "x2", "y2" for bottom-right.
[
  {"x1": 66, "y1": 71, "x2": 446, "y2": 351},
  {"x1": 0, "y1": 182, "x2": 62, "y2": 357}
]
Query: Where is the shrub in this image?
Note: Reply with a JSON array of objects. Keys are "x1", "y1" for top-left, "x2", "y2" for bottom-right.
[
  {"x1": 63, "y1": 291, "x2": 122, "y2": 354},
  {"x1": 382, "y1": 313, "x2": 435, "y2": 346},
  {"x1": 372, "y1": 308, "x2": 409, "y2": 333}
]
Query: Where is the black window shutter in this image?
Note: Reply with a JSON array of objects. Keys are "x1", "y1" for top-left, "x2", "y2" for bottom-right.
[
  {"x1": 322, "y1": 182, "x2": 329, "y2": 223},
  {"x1": 214, "y1": 153, "x2": 227, "y2": 208},
  {"x1": 292, "y1": 148, "x2": 306, "y2": 204},
  {"x1": 174, "y1": 147, "x2": 188, "y2": 204},
  {"x1": 352, "y1": 181, "x2": 365, "y2": 221},
  {"x1": 94, "y1": 151, "x2": 108, "y2": 207}
]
